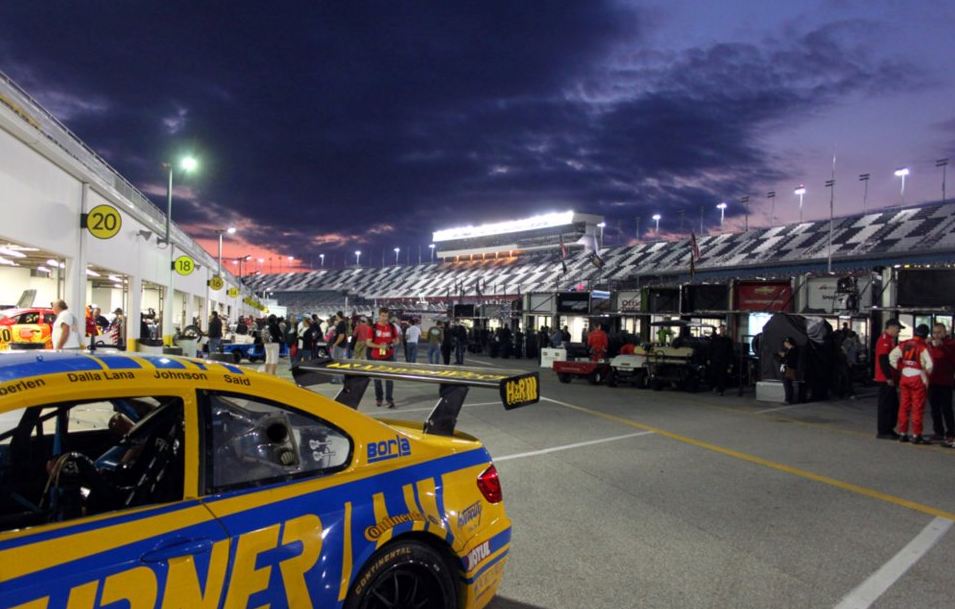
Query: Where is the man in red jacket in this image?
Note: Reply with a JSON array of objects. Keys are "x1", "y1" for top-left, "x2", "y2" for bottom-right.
[
  {"x1": 927, "y1": 323, "x2": 955, "y2": 443},
  {"x1": 874, "y1": 319, "x2": 902, "y2": 439},
  {"x1": 587, "y1": 324, "x2": 609, "y2": 361},
  {"x1": 889, "y1": 324, "x2": 934, "y2": 444},
  {"x1": 366, "y1": 308, "x2": 400, "y2": 409}
]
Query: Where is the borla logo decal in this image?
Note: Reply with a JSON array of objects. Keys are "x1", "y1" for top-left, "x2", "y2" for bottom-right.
[{"x1": 367, "y1": 435, "x2": 412, "y2": 463}]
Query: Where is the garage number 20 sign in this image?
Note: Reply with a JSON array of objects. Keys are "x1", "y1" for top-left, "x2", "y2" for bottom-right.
[{"x1": 85, "y1": 204, "x2": 122, "y2": 240}]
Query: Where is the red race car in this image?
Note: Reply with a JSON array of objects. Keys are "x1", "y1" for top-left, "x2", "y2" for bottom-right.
[{"x1": 0, "y1": 307, "x2": 56, "y2": 349}]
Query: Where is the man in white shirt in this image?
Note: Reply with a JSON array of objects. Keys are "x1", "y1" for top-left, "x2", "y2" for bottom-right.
[
  {"x1": 52, "y1": 300, "x2": 82, "y2": 351},
  {"x1": 404, "y1": 318, "x2": 421, "y2": 363}
]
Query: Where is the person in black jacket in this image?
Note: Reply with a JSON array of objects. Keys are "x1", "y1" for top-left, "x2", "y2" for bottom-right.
[
  {"x1": 709, "y1": 325, "x2": 734, "y2": 396},
  {"x1": 441, "y1": 321, "x2": 453, "y2": 365},
  {"x1": 778, "y1": 337, "x2": 801, "y2": 404}
]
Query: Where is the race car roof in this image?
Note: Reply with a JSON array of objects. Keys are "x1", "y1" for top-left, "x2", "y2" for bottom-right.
[{"x1": 0, "y1": 351, "x2": 247, "y2": 384}]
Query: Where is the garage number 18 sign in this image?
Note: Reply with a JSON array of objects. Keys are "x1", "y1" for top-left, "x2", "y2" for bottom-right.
[
  {"x1": 84, "y1": 204, "x2": 122, "y2": 240},
  {"x1": 173, "y1": 255, "x2": 196, "y2": 276}
]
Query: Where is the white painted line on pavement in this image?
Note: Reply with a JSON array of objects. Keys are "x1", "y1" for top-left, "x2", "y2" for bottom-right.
[
  {"x1": 755, "y1": 403, "x2": 807, "y2": 415},
  {"x1": 495, "y1": 431, "x2": 654, "y2": 462},
  {"x1": 833, "y1": 517, "x2": 953, "y2": 609},
  {"x1": 368, "y1": 401, "x2": 500, "y2": 416}
]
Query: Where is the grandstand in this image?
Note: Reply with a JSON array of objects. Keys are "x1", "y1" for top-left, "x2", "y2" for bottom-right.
[
  {"x1": 245, "y1": 201, "x2": 955, "y2": 302},
  {"x1": 433, "y1": 211, "x2": 603, "y2": 259}
]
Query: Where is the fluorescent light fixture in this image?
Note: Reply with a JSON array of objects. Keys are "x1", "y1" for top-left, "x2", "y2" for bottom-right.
[
  {"x1": 433, "y1": 211, "x2": 575, "y2": 242},
  {"x1": 0, "y1": 256, "x2": 15, "y2": 266},
  {"x1": 37, "y1": 266, "x2": 51, "y2": 273},
  {"x1": 113, "y1": 283, "x2": 123, "y2": 288},
  {"x1": 86, "y1": 269, "x2": 101, "y2": 277},
  {"x1": 108, "y1": 274, "x2": 121, "y2": 282},
  {"x1": 0, "y1": 247, "x2": 26, "y2": 258}
]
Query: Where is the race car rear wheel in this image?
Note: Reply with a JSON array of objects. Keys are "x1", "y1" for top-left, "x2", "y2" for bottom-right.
[{"x1": 346, "y1": 540, "x2": 457, "y2": 609}]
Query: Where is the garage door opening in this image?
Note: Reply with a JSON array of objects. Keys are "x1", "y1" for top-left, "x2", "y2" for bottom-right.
[{"x1": 86, "y1": 264, "x2": 129, "y2": 350}]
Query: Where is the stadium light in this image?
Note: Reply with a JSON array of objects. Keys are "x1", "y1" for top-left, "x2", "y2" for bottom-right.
[
  {"x1": 432, "y1": 210, "x2": 575, "y2": 243},
  {"x1": 938, "y1": 159, "x2": 949, "y2": 202},
  {"x1": 894, "y1": 167, "x2": 910, "y2": 209},
  {"x1": 216, "y1": 226, "x2": 237, "y2": 276},
  {"x1": 716, "y1": 202, "x2": 728, "y2": 227},
  {"x1": 652, "y1": 213, "x2": 661, "y2": 233},
  {"x1": 859, "y1": 174, "x2": 870, "y2": 212},
  {"x1": 429, "y1": 243, "x2": 435, "y2": 263},
  {"x1": 597, "y1": 221, "x2": 606, "y2": 248},
  {"x1": 319, "y1": 253, "x2": 325, "y2": 267},
  {"x1": 794, "y1": 185, "x2": 806, "y2": 222},
  {"x1": 355, "y1": 250, "x2": 362, "y2": 266},
  {"x1": 161, "y1": 153, "x2": 199, "y2": 346}
]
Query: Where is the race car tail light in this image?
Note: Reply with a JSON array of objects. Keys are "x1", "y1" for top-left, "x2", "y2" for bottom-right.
[{"x1": 477, "y1": 464, "x2": 502, "y2": 503}]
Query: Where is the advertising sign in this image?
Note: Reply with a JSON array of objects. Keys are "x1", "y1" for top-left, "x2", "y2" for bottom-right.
[
  {"x1": 736, "y1": 281, "x2": 792, "y2": 312},
  {"x1": 614, "y1": 290, "x2": 642, "y2": 313},
  {"x1": 556, "y1": 292, "x2": 590, "y2": 314}
]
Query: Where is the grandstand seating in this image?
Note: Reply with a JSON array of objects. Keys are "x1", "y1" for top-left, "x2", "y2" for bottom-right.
[{"x1": 246, "y1": 201, "x2": 955, "y2": 299}]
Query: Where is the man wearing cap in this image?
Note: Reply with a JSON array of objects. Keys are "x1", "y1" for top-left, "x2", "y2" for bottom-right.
[
  {"x1": 927, "y1": 323, "x2": 955, "y2": 443},
  {"x1": 889, "y1": 323, "x2": 934, "y2": 443},
  {"x1": 874, "y1": 319, "x2": 902, "y2": 439}
]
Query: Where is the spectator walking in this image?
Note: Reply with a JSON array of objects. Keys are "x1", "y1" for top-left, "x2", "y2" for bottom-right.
[
  {"x1": 52, "y1": 299, "x2": 82, "y2": 351},
  {"x1": 367, "y1": 308, "x2": 400, "y2": 408},
  {"x1": 353, "y1": 316, "x2": 372, "y2": 360},
  {"x1": 778, "y1": 337, "x2": 801, "y2": 404},
  {"x1": 927, "y1": 323, "x2": 955, "y2": 443},
  {"x1": 709, "y1": 325, "x2": 734, "y2": 396},
  {"x1": 890, "y1": 323, "x2": 934, "y2": 443},
  {"x1": 405, "y1": 318, "x2": 421, "y2": 363},
  {"x1": 453, "y1": 322, "x2": 468, "y2": 365},
  {"x1": 874, "y1": 319, "x2": 903, "y2": 439},
  {"x1": 262, "y1": 314, "x2": 283, "y2": 376},
  {"x1": 109, "y1": 308, "x2": 126, "y2": 350},
  {"x1": 207, "y1": 311, "x2": 223, "y2": 355},
  {"x1": 426, "y1": 321, "x2": 443, "y2": 364}
]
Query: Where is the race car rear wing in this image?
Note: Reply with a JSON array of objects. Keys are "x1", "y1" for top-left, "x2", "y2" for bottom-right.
[{"x1": 291, "y1": 359, "x2": 539, "y2": 436}]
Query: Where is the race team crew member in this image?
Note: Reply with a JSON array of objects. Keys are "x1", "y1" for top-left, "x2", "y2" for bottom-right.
[
  {"x1": 587, "y1": 324, "x2": 609, "y2": 361},
  {"x1": 889, "y1": 323, "x2": 934, "y2": 444},
  {"x1": 367, "y1": 307, "x2": 400, "y2": 409},
  {"x1": 874, "y1": 319, "x2": 902, "y2": 439},
  {"x1": 926, "y1": 323, "x2": 955, "y2": 444}
]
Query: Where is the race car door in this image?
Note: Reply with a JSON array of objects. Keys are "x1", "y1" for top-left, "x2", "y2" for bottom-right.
[
  {"x1": 196, "y1": 389, "x2": 355, "y2": 609},
  {"x1": 0, "y1": 392, "x2": 230, "y2": 609}
]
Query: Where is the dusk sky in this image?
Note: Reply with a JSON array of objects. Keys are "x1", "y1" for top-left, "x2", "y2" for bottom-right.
[{"x1": 1, "y1": 1, "x2": 953, "y2": 269}]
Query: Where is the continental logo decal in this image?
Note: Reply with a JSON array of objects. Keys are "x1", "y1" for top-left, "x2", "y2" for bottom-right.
[
  {"x1": 364, "y1": 512, "x2": 440, "y2": 541},
  {"x1": 325, "y1": 361, "x2": 510, "y2": 383},
  {"x1": 501, "y1": 374, "x2": 538, "y2": 409}
]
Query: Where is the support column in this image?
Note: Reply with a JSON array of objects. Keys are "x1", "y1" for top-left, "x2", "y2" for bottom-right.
[
  {"x1": 126, "y1": 275, "x2": 142, "y2": 351},
  {"x1": 65, "y1": 183, "x2": 90, "y2": 322}
]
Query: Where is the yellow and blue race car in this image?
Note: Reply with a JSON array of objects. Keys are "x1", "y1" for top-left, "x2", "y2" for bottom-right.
[{"x1": 0, "y1": 351, "x2": 538, "y2": 609}]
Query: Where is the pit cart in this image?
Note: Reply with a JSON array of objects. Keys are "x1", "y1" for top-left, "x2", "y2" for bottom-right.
[
  {"x1": 608, "y1": 351, "x2": 650, "y2": 388},
  {"x1": 553, "y1": 359, "x2": 612, "y2": 385},
  {"x1": 643, "y1": 320, "x2": 715, "y2": 393}
]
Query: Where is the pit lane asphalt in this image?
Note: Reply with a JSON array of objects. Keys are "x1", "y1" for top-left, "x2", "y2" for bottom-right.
[{"x1": 282, "y1": 357, "x2": 955, "y2": 609}]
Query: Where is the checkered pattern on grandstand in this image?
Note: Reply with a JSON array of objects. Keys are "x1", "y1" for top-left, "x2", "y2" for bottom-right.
[{"x1": 246, "y1": 201, "x2": 955, "y2": 298}]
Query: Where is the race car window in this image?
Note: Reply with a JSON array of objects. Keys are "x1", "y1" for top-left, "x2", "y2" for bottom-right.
[
  {"x1": 0, "y1": 396, "x2": 184, "y2": 533},
  {"x1": 199, "y1": 391, "x2": 352, "y2": 494}
]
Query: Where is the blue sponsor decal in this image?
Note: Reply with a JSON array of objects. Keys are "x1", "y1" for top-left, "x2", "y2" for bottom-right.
[{"x1": 367, "y1": 435, "x2": 412, "y2": 463}]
